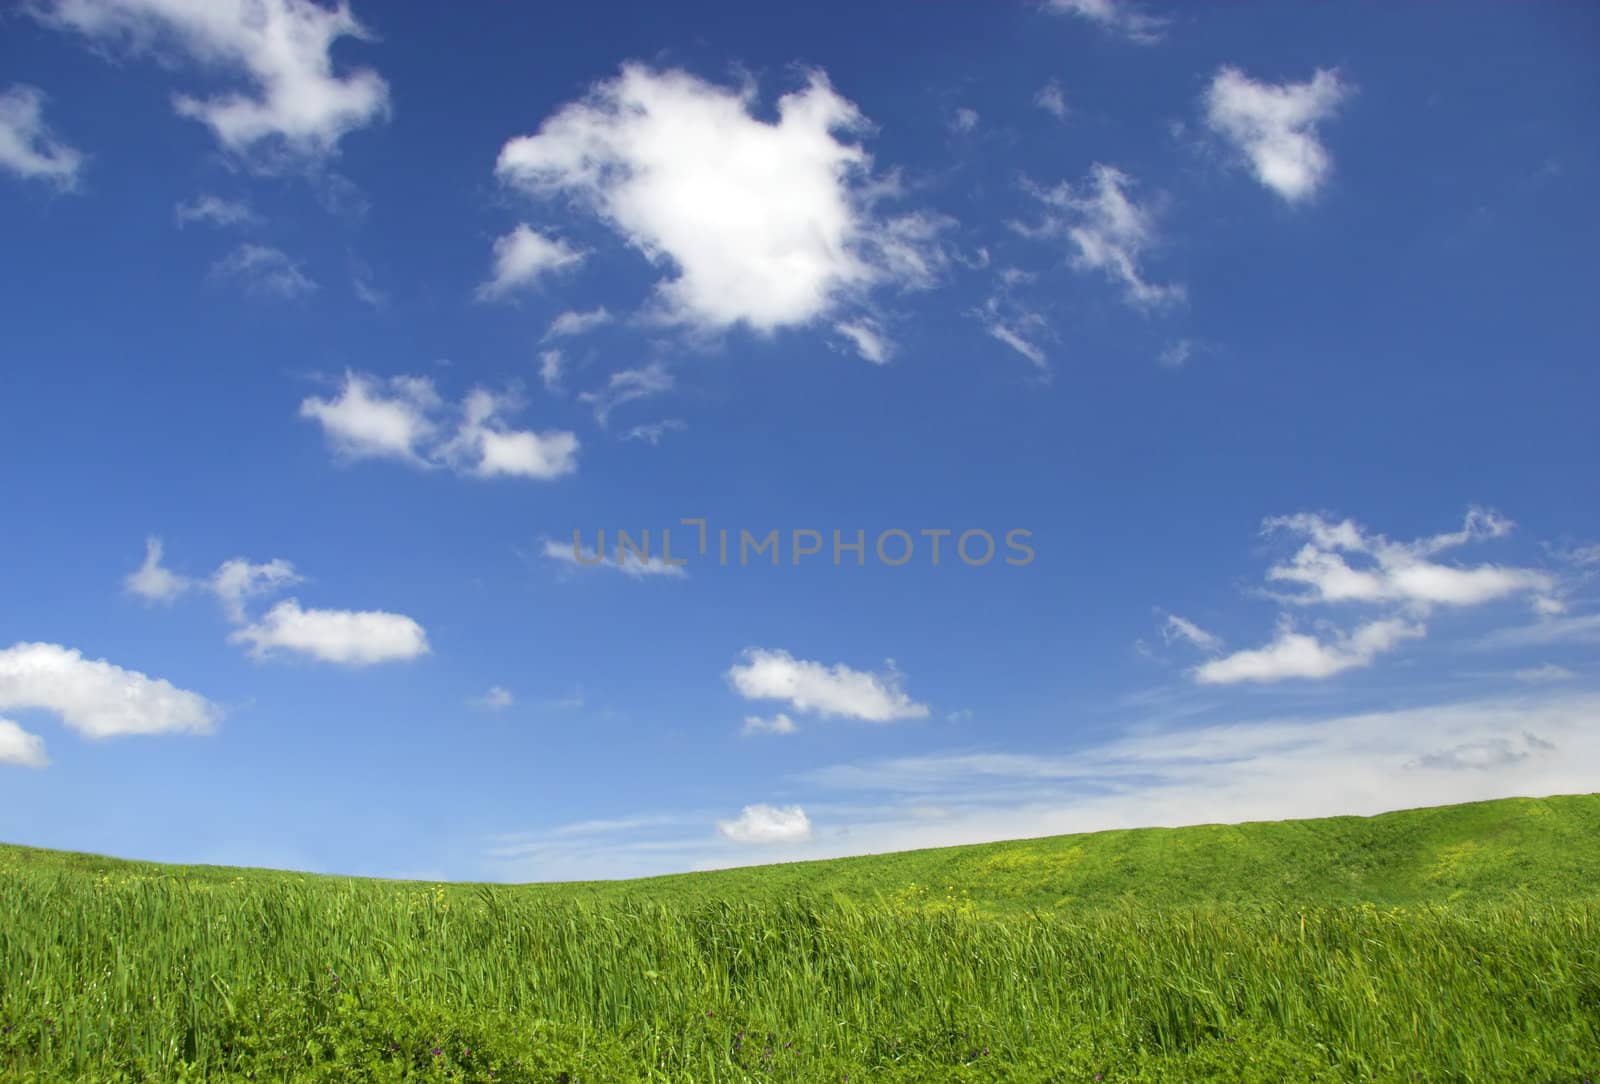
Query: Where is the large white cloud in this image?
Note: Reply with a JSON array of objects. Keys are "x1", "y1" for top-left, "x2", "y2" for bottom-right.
[
  {"x1": 230, "y1": 599, "x2": 429, "y2": 665},
  {"x1": 727, "y1": 648, "x2": 929, "y2": 722},
  {"x1": 716, "y1": 803, "x2": 812, "y2": 844},
  {"x1": 1173, "y1": 508, "x2": 1560, "y2": 686},
  {"x1": 0, "y1": 641, "x2": 219, "y2": 739},
  {"x1": 300, "y1": 373, "x2": 578, "y2": 480},
  {"x1": 1204, "y1": 66, "x2": 1351, "y2": 204},
  {"x1": 0, "y1": 84, "x2": 84, "y2": 189},
  {"x1": 1263, "y1": 509, "x2": 1554, "y2": 611},
  {"x1": 494, "y1": 64, "x2": 945, "y2": 336},
  {"x1": 1194, "y1": 617, "x2": 1424, "y2": 685},
  {"x1": 0, "y1": 719, "x2": 50, "y2": 768},
  {"x1": 39, "y1": 0, "x2": 389, "y2": 160}
]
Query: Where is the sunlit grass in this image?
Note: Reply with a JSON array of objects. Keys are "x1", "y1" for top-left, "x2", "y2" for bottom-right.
[{"x1": 3, "y1": 795, "x2": 1599, "y2": 1081}]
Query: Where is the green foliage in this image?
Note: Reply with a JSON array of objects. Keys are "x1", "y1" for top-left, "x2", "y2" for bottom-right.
[{"x1": 3, "y1": 795, "x2": 1599, "y2": 1080}]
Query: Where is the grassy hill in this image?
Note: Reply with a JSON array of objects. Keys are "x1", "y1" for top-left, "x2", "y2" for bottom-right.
[
  {"x1": 3, "y1": 794, "x2": 1598, "y2": 1082},
  {"x1": 6, "y1": 792, "x2": 1599, "y2": 911}
]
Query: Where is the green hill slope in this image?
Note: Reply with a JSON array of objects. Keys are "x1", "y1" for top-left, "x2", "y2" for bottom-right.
[
  {"x1": 4, "y1": 794, "x2": 1598, "y2": 1082},
  {"x1": 7, "y1": 792, "x2": 1596, "y2": 911}
]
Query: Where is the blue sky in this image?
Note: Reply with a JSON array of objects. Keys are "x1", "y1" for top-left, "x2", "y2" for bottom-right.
[{"x1": 2, "y1": 0, "x2": 1597, "y2": 881}]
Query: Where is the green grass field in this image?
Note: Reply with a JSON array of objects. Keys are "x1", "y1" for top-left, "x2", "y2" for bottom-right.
[{"x1": 3, "y1": 794, "x2": 1598, "y2": 1082}]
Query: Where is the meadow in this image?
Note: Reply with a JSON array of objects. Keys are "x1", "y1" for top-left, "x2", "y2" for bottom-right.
[{"x1": 2, "y1": 794, "x2": 1598, "y2": 1082}]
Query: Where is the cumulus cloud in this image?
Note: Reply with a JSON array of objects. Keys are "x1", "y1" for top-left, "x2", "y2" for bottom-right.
[
  {"x1": 125, "y1": 537, "x2": 191, "y2": 603},
  {"x1": 544, "y1": 307, "x2": 611, "y2": 339},
  {"x1": 1194, "y1": 617, "x2": 1424, "y2": 684},
  {"x1": 230, "y1": 599, "x2": 429, "y2": 665},
  {"x1": 437, "y1": 389, "x2": 579, "y2": 479},
  {"x1": 210, "y1": 557, "x2": 301, "y2": 622},
  {"x1": 471, "y1": 686, "x2": 514, "y2": 710},
  {"x1": 300, "y1": 372, "x2": 578, "y2": 480},
  {"x1": 210, "y1": 243, "x2": 316, "y2": 299},
  {"x1": 476, "y1": 224, "x2": 584, "y2": 301},
  {"x1": 38, "y1": 0, "x2": 389, "y2": 161},
  {"x1": 741, "y1": 712, "x2": 797, "y2": 737},
  {"x1": 716, "y1": 803, "x2": 812, "y2": 844},
  {"x1": 124, "y1": 539, "x2": 427, "y2": 667},
  {"x1": 1165, "y1": 508, "x2": 1558, "y2": 686},
  {"x1": 0, "y1": 84, "x2": 85, "y2": 189},
  {"x1": 1204, "y1": 66, "x2": 1351, "y2": 203},
  {"x1": 1021, "y1": 165, "x2": 1181, "y2": 307},
  {"x1": 577, "y1": 362, "x2": 673, "y2": 427},
  {"x1": 540, "y1": 537, "x2": 686, "y2": 579},
  {"x1": 1044, "y1": 0, "x2": 1165, "y2": 44},
  {"x1": 727, "y1": 648, "x2": 929, "y2": 722},
  {"x1": 494, "y1": 64, "x2": 945, "y2": 335},
  {"x1": 0, "y1": 641, "x2": 219, "y2": 738},
  {"x1": 0, "y1": 719, "x2": 50, "y2": 768},
  {"x1": 1263, "y1": 508, "x2": 1553, "y2": 611},
  {"x1": 174, "y1": 194, "x2": 256, "y2": 228}
]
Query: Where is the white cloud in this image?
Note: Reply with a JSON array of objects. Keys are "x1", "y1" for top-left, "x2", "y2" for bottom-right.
[
  {"x1": 1044, "y1": 0, "x2": 1165, "y2": 44},
  {"x1": 476, "y1": 224, "x2": 584, "y2": 301},
  {"x1": 300, "y1": 373, "x2": 578, "y2": 480},
  {"x1": 1161, "y1": 613, "x2": 1222, "y2": 653},
  {"x1": 1264, "y1": 509, "x2": 1553, "y2": 611},
  {"x1": 622, "y1": 418, "x2": 686, "y2": 445},
  {"x1": 0, "y1": 641, "x2": 219, "y2": 738},
  {"x1": 495, "y1": 64, "x2": 945, "y2": 334},
  {"x1": 1204, "y1": 66, "x2": 1351, "y2": 204},
  {"x1": 40, "y1": 0, "x2": 389, "y2": 161},
  {"x1": 210, "y1": 243, "x2": 316, "y2": 299},
  {"x1": 540, "y1": 537, "x2": 686, "y2": 579},
  {"x1": 716, "y1": 803, "x2": 812, "y2": 844},
  {"x1": 577, "y1": 362, "x2": 673, "y2": 427},
  {"x1": 977, "y1": 293, "x2": 1051, "y2": 372},
  {"x1": 471, "y1": 686, "x2": 514, "y2": 710},
  {"x1": 1515, "y1": 664, "x2": 1575, "y2": 684},
  {"x1": 174, "y1": 194, "x2": 256, "y2": 228},
  {"x1": 1034, "y1": 80, "x2": 1068, "y2": 120},
  {"x1": 741, "y1": 712, "x2": 797, "y2": 737},
  {"x1": 538, "y1": 350, "x2": 565, "y2": 394},
  {"x1": 210, "y1": 557, "x2": 301, "y2": 622},
  {"x1": 544, "y1": 307, "x2": 611, "y2": 339},
  {"x1": 230, "y1": 599, "x2": 429, "y2": 665},
  {"x1": 125, "y1": 536, "x2": 191, "y2": 603},
  {"x1": 950, "y1": 107, "x2": 979, "y2": 134},
  {"x1": 125, "y1": 538, "x2": 300, "y2": 620},
  {"x1": 834, "y1": 319, "x2": 892, "y2": 364},
  {"x1": 1023, "y1": 165, "x2": 1182, "y2": 307},
  {"x1": 1195, "y1": 617, "x2": 1424, "y2": 684},
  {"x1": 483, "y1": 691, "x2": 1600, "y2": 880},
  {"x1": 727, "y1": 648, "x2": 929, "y2": 722},
  {"x1": 0, "y1": 84, "x2": 85, "y2": 189},
  {"x1": 299, "y1": 373, "x2": 438, "y2": 463},
  {"x1": 437, "y1": 389, "x2": 578, "y2": 480},
  {"x1": 0, "y1": 719, "x2": 50, "y2": 768}
]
